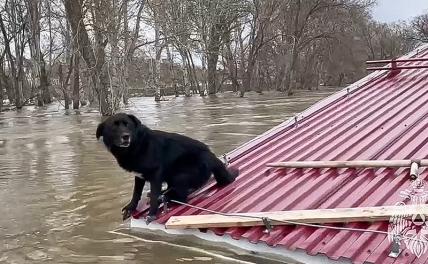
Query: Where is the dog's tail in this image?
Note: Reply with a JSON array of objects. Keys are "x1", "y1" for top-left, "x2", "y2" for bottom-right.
[{"x1": 205, "y1": 152, "x2": 239, "y2": 186}]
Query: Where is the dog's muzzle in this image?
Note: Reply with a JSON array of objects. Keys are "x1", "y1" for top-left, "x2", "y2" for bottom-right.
[{"x1": 119, "y1": 134, "x2": 131, "y2": 147}]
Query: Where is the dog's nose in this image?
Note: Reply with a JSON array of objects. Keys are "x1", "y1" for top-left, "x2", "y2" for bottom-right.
[{"x1": 122, "y1": 134, "x2": 130, "y2": 141}]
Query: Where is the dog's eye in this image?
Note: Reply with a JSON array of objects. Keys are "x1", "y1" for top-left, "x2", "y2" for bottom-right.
[
  {"x1": 114, "y1": 121, "x2": 120, "y2": 126},
  {"x1": 123, "y1": 121, "x2": 128, "y2": 126}
]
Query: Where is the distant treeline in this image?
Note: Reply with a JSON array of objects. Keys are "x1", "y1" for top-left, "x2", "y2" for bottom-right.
[{"x1": 0, "y1": 0, "x2": 427, "y2": 115}]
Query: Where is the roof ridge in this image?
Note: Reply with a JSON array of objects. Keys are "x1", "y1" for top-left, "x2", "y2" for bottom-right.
[{"x1": 226, "y1": 43, "x2": 428, "y2": 163}]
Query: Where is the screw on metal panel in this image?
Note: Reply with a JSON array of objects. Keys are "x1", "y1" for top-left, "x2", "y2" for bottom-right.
[
  {"x1": 163, "y1": 201, "x2": 169, "y2": 213},
  {"x1": 262, "y1": 217, "x2": 273, "y2": 234},
  {"x1": 159, "y1": 195, "x2": 169, "y2": 213},
  {"x1": 223, "y1": 154, "x2": 229, "y2": 166},
  {"x1": 389, "y1": 235, "x2": 401, "y2": 258},
  {"x1": 410, "y1": 160, "x2": 420, "y2": 180}
]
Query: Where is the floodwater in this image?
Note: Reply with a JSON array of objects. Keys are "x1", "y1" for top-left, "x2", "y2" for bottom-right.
[{"x1": 0, "y1": 90, "x2": 338, "y2": 264}]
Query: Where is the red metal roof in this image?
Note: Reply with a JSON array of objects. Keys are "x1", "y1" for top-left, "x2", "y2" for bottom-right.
[{"x1": 136, "y1": 44, "x2": 428, "y2": 263}]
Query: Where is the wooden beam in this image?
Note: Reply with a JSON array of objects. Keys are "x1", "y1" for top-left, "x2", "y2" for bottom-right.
[
  {"x1": 165, "y1": 204, "x2": 428, "y2": 229},
  {"x1": 266, "y1": 159, "x2": 428, "y2": 169}
]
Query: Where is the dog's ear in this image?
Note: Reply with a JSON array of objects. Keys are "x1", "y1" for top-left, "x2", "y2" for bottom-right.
[
  {"x1": 127, "y1": 114, "x2": 141, "y2": 127},
  {"x1": 96, "y1": 122, "x2": 105, "y2": 140}
]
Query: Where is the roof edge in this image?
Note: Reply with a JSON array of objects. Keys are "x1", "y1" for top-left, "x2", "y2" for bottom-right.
[
  {"x1": 130, "y1": 218, "x2": 349, "y2": 264},
  {"x1": 225, "y1": 43, "x2": 428, "y2": 163}
]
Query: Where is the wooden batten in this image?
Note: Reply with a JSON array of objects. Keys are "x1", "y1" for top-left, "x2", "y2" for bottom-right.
[
  {"x1": 266, "y1": 159, "x2": 428, "y2": 169},
  {"x1": 165, "y1": 204, "x2": 428, "y2": 229}
]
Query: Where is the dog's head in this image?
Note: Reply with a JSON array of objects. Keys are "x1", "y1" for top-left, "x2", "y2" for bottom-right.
[{"x1": 96, "y1": 113, "x2": 143, "y2": 149}]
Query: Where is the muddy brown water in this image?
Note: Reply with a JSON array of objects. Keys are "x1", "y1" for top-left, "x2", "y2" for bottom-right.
[{"x1": 0, "y1": 90, "x2": 338, "y2": 264}]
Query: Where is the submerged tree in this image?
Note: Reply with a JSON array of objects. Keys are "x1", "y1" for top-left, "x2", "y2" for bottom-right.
[
  {"x1": 411, "y1": 14, "x2": 428, "y2": 43},
  {"x1": 0, "y1": 0, "x2": 423, "y2": 114}
]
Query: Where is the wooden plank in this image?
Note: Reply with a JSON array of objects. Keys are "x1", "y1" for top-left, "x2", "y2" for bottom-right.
[
  {"x1": 165, "y1": 204, "x2": 428, "y2": 229},
  {"x1": 266, "y1": 159, "x2": 428, "y2": 169}
]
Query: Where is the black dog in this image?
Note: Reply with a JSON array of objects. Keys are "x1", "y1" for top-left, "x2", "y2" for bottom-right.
[{"x1": 96, "y1": 113, "x2": 238, "y2": 223}]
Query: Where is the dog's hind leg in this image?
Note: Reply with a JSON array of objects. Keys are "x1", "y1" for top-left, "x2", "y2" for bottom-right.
[
  {"x1": 146, "y1": 176, "x2": 163, "y2": 224},
  {"x1": 166, "y1": 172, "x2": 193, "y2": 203},
  {"x1": 164, "y1": 187, "x2": 189, "y2": 203}
]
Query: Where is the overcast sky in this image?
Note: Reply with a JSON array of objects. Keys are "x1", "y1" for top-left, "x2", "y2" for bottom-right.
[{"x1": 372, "y1": 0, "x2": 428, "y2": 23}]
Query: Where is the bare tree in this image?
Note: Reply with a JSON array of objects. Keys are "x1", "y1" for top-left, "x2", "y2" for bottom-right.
[
  {"x1": 122, "y1": 0, "x2": 146, "y2": 104},
  {"x1": 239, "y1": 0, "x2": 281, "y2": 97},
  {"x1": 72, "y1": 46, "x2": 80, "y2": 109},
  {"x1": 0, "y1": 0, "x2": 421, "y2": 114},
  {"x1": 148, "y1": 2, "x2": 165, "y2": 101},
  {"x1": 0, "y1": 2, "x2": 25, "y2": 108},
  {"x1": 63, "y1": 0, "x2": 112, "y2": 115},
  {"x1": 0, "y1": 56, "x2": 3, "y2": 111},
  {"x1": 26, "y1": 0, "x2": 51, "y2": 106},
  {"x1": 411, "y1": 14, "x2": 428, "y2": 43}
]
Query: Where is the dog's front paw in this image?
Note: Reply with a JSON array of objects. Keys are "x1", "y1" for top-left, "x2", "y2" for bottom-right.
[
  {"x1": 145, "y1": 215, "x2": 157, "y2": 225},
  {"x1": 122, "y1": 202, "x2": 138, "y2": 221}
]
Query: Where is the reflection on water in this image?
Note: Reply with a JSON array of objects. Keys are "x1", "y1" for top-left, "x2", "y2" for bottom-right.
[{"x1": 0, "y1": 90, "x2": 337, "y2": 263}]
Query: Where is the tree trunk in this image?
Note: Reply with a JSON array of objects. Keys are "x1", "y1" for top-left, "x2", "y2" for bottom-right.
[
  {"x1": 207, "y1": 24, "x2": 222, "y2": 95},
  {"x1": 16, "y1": 34, "x2": 25, "y2": 107},
  {"x1": 122, "y1": 62, "x2": 130, "y2": 105},
  {"x1": 109, "y1": 24, "x2": 121, "y2": 110},
  {"x1": 72, "y1": 54, "x2": 80, "y2": 109},
  {"x1": 241, "y1": 58, "x2": 255, "y2": 97},
  {"x1": 95, "y1": 38, "x2": 111, "y2": 115},
  {"x1": 0, "y1": 71, "x2": 3, "y2": 112},
  {"x1": 40, "y1": 58, "x2": 50, "y2": 104},
  {"x1": 85, "y1": 74, "x2": 95, "y2": 105},
  {"x1": 255, "y1": 60, "x2": 262, "y2": 94},
  {"x1": 154, "y1": 22, "x2": 162, "y2": 101},
  {"x1": 122, "y1": 0, "x2": 130, "y2": 105},
  {"x1": 46, "y1": 0, "x2": 53, "y2": 68},
  {"x1": 13, "y1": 0, "x2": 24, "y2": 108},
  {"x1": 0, "y1": 59, "x2": 5, "y2": 111},
  {"x1": 122, "y1": 0, "x2": 145, "y2": 105},
  {"x1": 181, "y1": 50, "x2": 194, "y2": 96},
  {"x1": 0, "y1": 13, "x2": 21, "y2": 108},
  {"x1": 224, "y1": 34, "x2": 240, "y2": 92},
  {"x1": 283, "y1": 45, "x2": 299, "y2": 96},
  {"x1": 166, "y1": 46, "x2": 178, "y2": 96},
  {"x1": 26, "y1": 0, "x2": 44, "y2": 106},
  {"x1": 60, "y1": 55, "x2": 74, "y2": 110},
  {"x1": 59, "y1": 64, "x2": 69, "y2": 110},
  {"x1": 180, "y1": 52, "x2": 191, "y2": 96},
  {"x1": 188, "y1": 51, "x2": 201, "y2": 96},
  {"x1": 45, "y1": 0, "x2": 54, "y2": 105},
  {"x1": 64, "y1": 93, "x2": 70, "y2": 110},
  {"x1": 0, "y1": 63, "x2": 13, "y2": 104},
  {"x1": 64, "y1": 0, "x2": 112, "y2": 115},
  {"x1": 283, "y1": 0, "x2": 301, "y2": 96},
  {"x1": 201, "y1": 51, "x2": 207, "y2": 95},
  {"x1": 207, "y1": 54, "x2": 218, "y2": 95},
  {"x1": 238, "y1": 25, "x2": 247, "y2": 97}
]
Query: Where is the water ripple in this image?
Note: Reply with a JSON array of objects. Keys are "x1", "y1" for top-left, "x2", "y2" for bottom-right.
[{"x1": 0, "y1": 90, "x2": 337, "y2": 263}]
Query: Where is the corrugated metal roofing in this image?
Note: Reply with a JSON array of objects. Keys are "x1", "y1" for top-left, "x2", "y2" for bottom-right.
[{"x1": 136, "y1": 43, "x2": 428, "y2": 264}]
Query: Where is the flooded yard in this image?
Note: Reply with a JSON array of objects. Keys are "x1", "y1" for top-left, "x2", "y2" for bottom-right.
[{"x1": 0, "y1": 90, "x2": 337, "y2": 263}]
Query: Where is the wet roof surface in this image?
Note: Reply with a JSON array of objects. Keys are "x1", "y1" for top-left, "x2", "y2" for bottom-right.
[{"x1": 138, "y1": 44, "x2": 428, "y2": 264}]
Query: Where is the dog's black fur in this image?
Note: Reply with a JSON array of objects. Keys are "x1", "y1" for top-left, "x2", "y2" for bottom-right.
[{"x1": 96, "y1": 113, "x2": 238, "y2": 222}]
